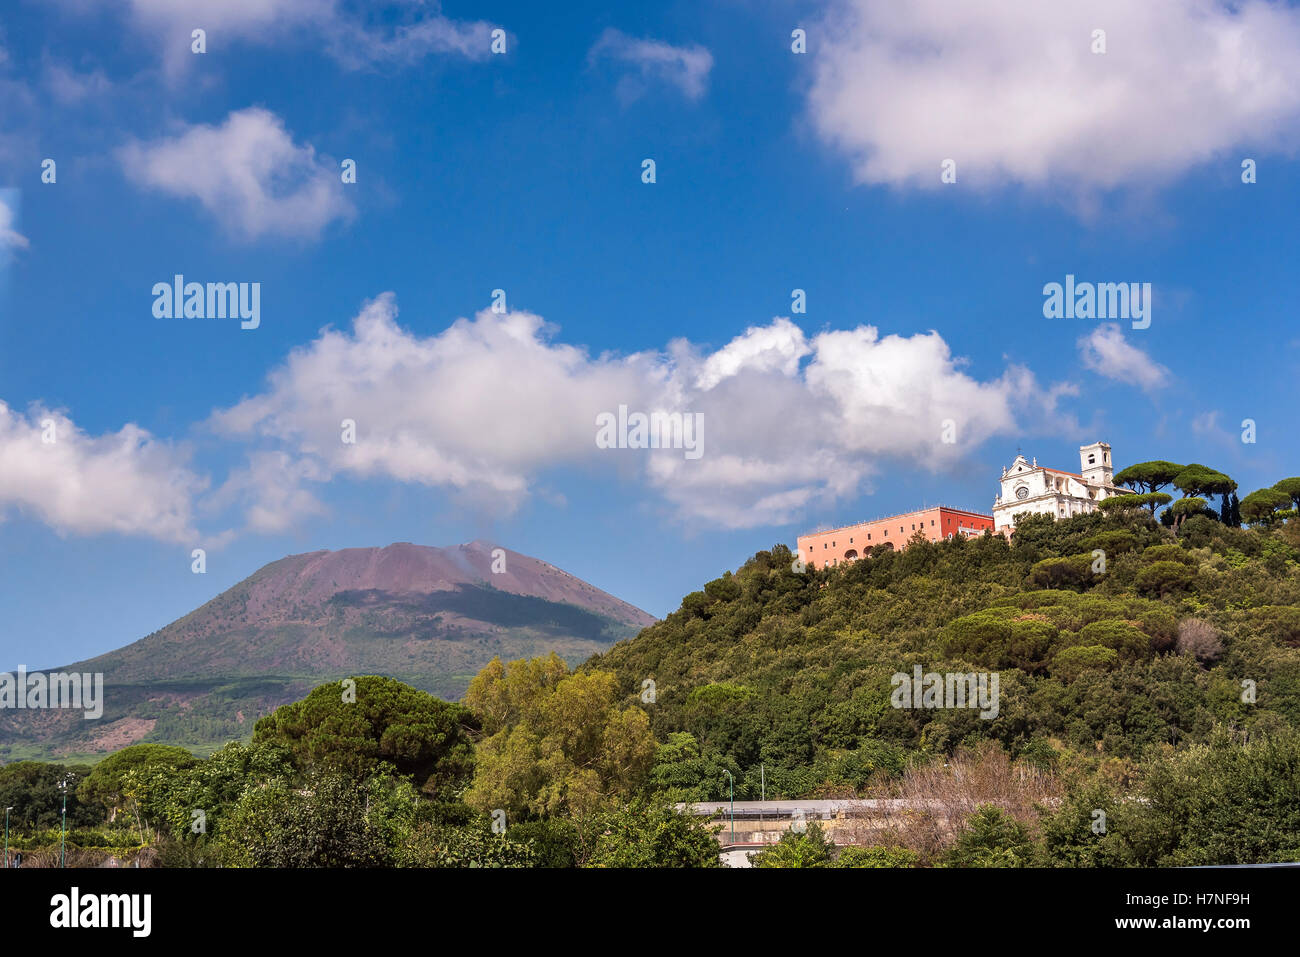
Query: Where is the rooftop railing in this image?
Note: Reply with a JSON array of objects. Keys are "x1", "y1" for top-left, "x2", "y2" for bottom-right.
[{"x1": 802, "y1": 504, "x2": 994, "y2": 536}]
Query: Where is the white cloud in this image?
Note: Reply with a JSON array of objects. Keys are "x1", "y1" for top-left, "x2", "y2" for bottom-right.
[
  {"x1": 323, "y1": 6, "x2": 496, "y2": 68},
  {"x1": 0, "y1": 37, "x2": 45, "y2": 170},
  {"x1": 207, "y1": 451, "x2": 328, "y2": 534},
  {"x1": 1191, "y1": 410, "x2": 1225, "y2": 438},
  {"x1": 808, "y1": 0, "x2": 1300, "y2": 190},
  {"x1": 0, "y1": 402, "x2": 204, "y2": 543},
  {"x1": 1078, "y1": 323, "x2": 1170, "y2": 391},
  {"x1": 1190, "y1": 409, "x2": 1249, "y2": 455},
  {"x1": 211, "y1": 293, "x2": 657, "y2": 508},
  {"x1": 120, "y1": 0, "x2": 494, "y2": 73},
  {"x1": 126, "y1": 0, "x2": 324, "y2": 31},
  {"x1": 694, "y1": 317, "x2": 809, "y2": 389},
  {"x1": 651, "y1": 323, "x2": 1038, "y2": 527},
  {"x1": 0, "y1": 192, "x2": 28, "y2": 250},
  {"x1": 212, "y1": 294, "x2": 1055, "y2": 530},
  {"x1": 117, "y1": 108, "x2": 354, "y2": 241},
  {"x1": 588, "y1": 28, "x2": 714, "y2": 102},
  {"x1": 44, "y1": 61, "x2": 112, "y2": 104}
]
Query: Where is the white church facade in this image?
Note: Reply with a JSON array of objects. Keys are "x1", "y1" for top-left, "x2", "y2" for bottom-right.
[{"x1": 993, "y1": 442, "x2": 1129, "y2": 534}]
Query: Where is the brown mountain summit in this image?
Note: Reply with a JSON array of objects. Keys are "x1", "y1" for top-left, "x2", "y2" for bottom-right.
[
  {"x1": 184, "y1": 540, "x2": 653, "y2": 634},
  {"x1": 1, "y1": 542, "x2": 654, "y2": 760}
]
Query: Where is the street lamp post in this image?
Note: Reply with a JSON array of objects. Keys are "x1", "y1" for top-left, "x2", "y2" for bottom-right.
[
  {"x1": 722, "y1": 770, "x2": 734, "y2": 846},
  {"x1": 59, "y1": 776, "x2": 69, "y2": 869},
  {"x1": 4, "y1": 806, "x2": 11, "y2": 868}
]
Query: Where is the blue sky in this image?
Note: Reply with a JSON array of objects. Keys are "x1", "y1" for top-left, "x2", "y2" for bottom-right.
[{"x1": 2, "y1": 0, "x2": 1299, "y2": 669}]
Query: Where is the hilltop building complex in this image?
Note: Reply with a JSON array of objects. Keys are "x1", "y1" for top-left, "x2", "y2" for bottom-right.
[
  {"x1": 797, "y1": 505, "x2": 994, "y2": 570},
  {"x1": 992, "y1": 441, "x2": 1128, "y2": 533},
  {"x1": 797, "y1": 443, "x2": 1125, "y2": 570}
]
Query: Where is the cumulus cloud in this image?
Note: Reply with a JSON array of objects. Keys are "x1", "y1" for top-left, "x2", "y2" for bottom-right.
[
  {"x1": 588, "y1": 28, "x2": 714, "y2": 102},
  {"x1": 212, "y1": 294, "x2": 1056, "y2": 530},
  {"x1": 807, "y1": 0, "x2": 1300, "y2": 190},
  {"x1": 207, "y1": 451, "x2": 328, "y2": 534},
  {"x1": 694, "y1": 318, "x2": 808, "y2": 389},
  {"x1": 653, "y1": 323, "x2": 1038, "y2": 527},
  {"x1": 43, "y1": 60, "x2": 112, "y2": 104},
  {"x1": 119, "y1": 0, "x2": 495, "y2": 73},
  {"x1": 211, "y1": 294, "x2": 658, "y2": 507},
  {"x1": 117, "y1": 108, "x2": 354, "y2": 241},
  {"x1": 322, "y1": 5, "x2": 496, "y2": 68},
  {"x1": 0, "y1": 191, "x2": 28, "y2": 250},
  {"x1": 1078, "y1": 324, "x2": 1170, "y2": 391},
  {"x1": 0, "y1": 402, "x2": 204, "y2": 543}
]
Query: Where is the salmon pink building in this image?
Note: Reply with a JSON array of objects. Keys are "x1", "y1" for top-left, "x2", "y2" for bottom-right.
[{"x1": 796, "y1": 506, "x2": 995, "y2": 570}]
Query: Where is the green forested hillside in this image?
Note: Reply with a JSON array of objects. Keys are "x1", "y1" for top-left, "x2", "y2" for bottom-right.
[
  {"x1": 6, "y1": 507, "x2": 1300, "y2": 868},
  {"x1": 592, "y1": 510, "x2": 1300, "y2": 801}
]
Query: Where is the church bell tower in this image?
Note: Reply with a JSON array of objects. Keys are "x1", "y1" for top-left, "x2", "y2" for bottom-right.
[{"x1": 1080, "y1": 441, "x2": 1113, "y2": 487}]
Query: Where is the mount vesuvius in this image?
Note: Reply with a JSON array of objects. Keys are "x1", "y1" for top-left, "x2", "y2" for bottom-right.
[{"x1": 0, "y1": 542, "x2": 655, "y2": 761}]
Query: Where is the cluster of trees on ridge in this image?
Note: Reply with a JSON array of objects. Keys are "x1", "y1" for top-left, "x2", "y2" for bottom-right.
[
  {"x1": 1106, "y1": 459, "x2": 1300, "y2": 529},
  {"x1": 2, "y1": 462, "x2": 1300, "y2": 867}
]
